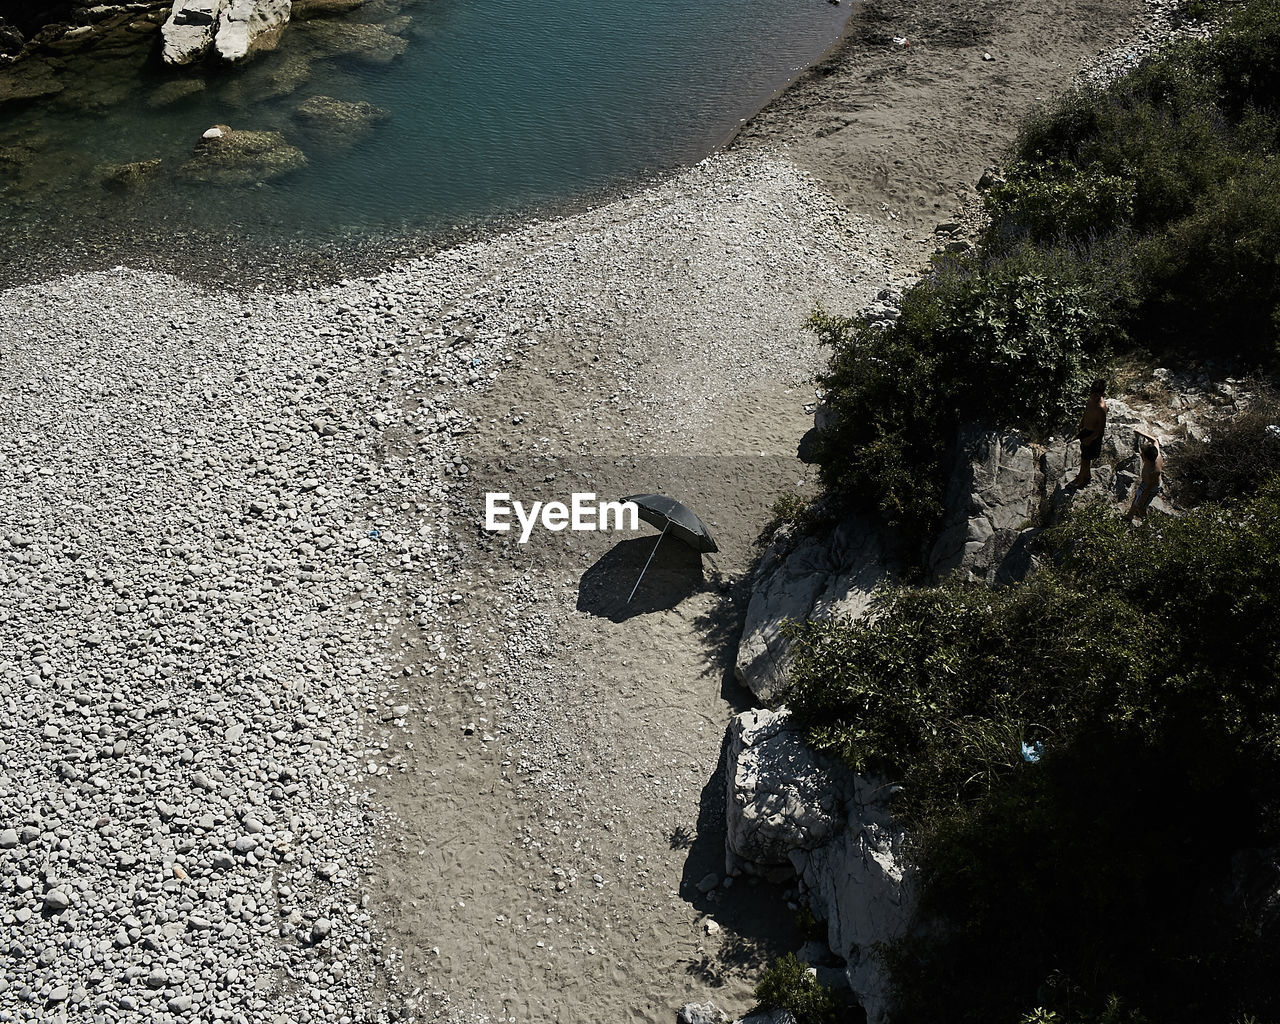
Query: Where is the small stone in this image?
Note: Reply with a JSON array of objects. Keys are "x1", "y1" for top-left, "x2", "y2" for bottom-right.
[
  {"x1": 43, "y1": 889, "x2": 71, "y2": 913},
  {"x1": 147, "y1": 967, "x2": 168, "y2": 989},
  {"x1": 168, "y1": 994, "x2": 193, "y2": 1012},
  {"x1": 0, "y1": 828, "x2": 17, "y2": 848},
  {"x1": 310, "y1": 917, "x2": 332, "y2": 942},
  {"x1": 48, "y1": 985, "x2": 69, "y2": 1002},
  {"x1": 696, "y1": 872, "x2": 720, "y2": 894}
]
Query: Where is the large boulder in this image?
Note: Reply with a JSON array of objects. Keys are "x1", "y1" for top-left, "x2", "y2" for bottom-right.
[
  {"x1": 162, "y1": 0, "x2": 287, "y2": 63},
  {"x1": 215, "y1": 0, "x2": 291, "y2": 61},
  {"x1": 161, "y1": 0, "x2": 227, "y2": 64},
  {"x1": 927, "y1": 430, "x2": 1046, "y2": 585},
  {"x1": 177, "y1": 124, "x2": 306, "y2": 185},
  {"x1": 735, "y1": 516, "x2": 896, "y2": 704},
  {"x1": 723, "y1": 708, "x2": 913, "y2": 1024},
  {"x1": 725, "y1": 708, "x2": 852, "y2": 881}
]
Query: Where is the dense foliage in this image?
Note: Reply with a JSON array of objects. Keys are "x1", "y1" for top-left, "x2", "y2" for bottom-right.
[
  {"x1": 812, "y1": 0, "x2": 1280, "y2": 553},
  {"x1": 784, "y1": 486, "x2": 1280, "y2": 1023}
]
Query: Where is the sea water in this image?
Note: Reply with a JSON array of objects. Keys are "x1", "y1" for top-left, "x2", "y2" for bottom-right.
[{"x1": 0, "y1": 0, "x2": 848, "y2": 258}]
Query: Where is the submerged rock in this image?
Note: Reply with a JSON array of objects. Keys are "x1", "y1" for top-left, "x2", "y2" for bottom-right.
[
  {"x1": 292, "y1": 0, "x2": 370, "y2": 15},
  {"x1": 299, "y1": 18, "x2": 407, "y2": 63},
  {"x1": 147, "y1": 77, "x2": 206, "y2": 107},
  {"x1": 177, "y1": 124, "x2": 306, "y2": 185},
  {"x1": 293, "y1": 94, "x2": 389, "y2": 143},
  {"x1": 100, "y1": 158, "x2": 163, "y2": 192},
  {"x1": 0, "y1": 59, "x2": 65, "y2": 107}
]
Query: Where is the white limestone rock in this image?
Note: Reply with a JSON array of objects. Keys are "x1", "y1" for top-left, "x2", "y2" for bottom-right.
[
  {"x1": 735, "y1": 516, "x2": 896, "y2": 704},
  {"x1": 215, "y1": 0, "x2": 291, "y2": 62},
  {"x1": 793, "y1": 788, "x2": 913, "y2": 1024},
  {"x1": 928, "y1": 430, "x2": 1045, "y2": 585},
  {"x1": 724, "y1": 708, "x2": 851, "y2": 881},
  {"x1": 723, "y1": 707, "x2": 913, "y2": 1024},
  {"x1": 161, "y1": 0, "x2": 228, "y2": 64}
]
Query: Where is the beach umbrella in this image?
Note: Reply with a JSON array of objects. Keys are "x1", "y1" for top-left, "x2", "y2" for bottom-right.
[{"x1": 622, "y1": 493, "x2": 718, "y2": 603}]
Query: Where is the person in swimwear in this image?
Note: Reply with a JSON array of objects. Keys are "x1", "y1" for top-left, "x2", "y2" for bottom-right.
[
  {"x1": 1127, "y1": 434, "x2": 1163, "y2": 521},
  {"x1": 1070, "y1": 379, "x2": 1108, "y2": 488}
]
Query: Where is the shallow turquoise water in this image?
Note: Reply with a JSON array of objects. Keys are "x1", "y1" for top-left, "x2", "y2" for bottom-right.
[{"x1": 0, "y1": 0, "x2": 848, "y2": 251}]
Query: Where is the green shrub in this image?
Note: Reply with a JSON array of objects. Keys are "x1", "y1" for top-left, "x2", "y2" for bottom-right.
[
  {"x1": 753, "y1": 953, "x2": 840, "y2": 1024},
  {"x1": 985, "y1": 160, "x2": 1136, "y2": 244},
  {"x1": 784, "y1": 489, "x2": 1280, "y2": 1023}
]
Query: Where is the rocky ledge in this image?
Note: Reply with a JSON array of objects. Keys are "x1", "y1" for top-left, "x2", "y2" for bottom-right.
[{"x1": 161, "y1": 0, "x2": 290, "y2": 64}]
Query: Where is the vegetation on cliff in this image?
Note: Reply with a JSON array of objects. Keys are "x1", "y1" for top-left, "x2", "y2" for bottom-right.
[
  {"x1": 788, "y1": 484, "x2": 1280, "y2": 1022},
  {"x1": 808, "y1": 0, "x2": 1280, "y2": 559},
  {"x1": 790, "y1": 1, "x2": 1280, "y2": 1020}
]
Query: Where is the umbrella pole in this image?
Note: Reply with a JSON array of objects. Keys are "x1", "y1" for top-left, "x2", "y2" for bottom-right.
[{"x1": 627, "y1": 523, "x2": 669, "y2": 604}]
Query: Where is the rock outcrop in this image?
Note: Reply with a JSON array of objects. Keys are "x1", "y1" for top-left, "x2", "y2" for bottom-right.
[
  {"x1": 928, "y1": 371, "x2": 1255, "y2": 585},
  {"x1": 927, "y1": 429, "x2": 1048, "y2": 585},
  {"x1": 161, "y1": 0, "x2": 226, "y2": 64},
  {"x1": 735, "y1": 516, "x2": 896, "y2": 704},
  {"x1": 724, "y1": 708, "x2": 913, "y2": 1024},
  {"x1": 161, "y1": 0, "x2": 289, "y2": 64},
  {"x1": 215, "y1": 0, "x2": 290, "y2": 61}
]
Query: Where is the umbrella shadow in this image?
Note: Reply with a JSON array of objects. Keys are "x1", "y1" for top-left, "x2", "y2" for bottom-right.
[{"x1": 577, "y1": 536, "x2": 706, "y2": 622}]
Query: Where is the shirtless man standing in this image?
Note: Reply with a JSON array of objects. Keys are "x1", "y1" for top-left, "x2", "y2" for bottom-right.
[{"x1": 1071, "y1": 379, "x2": 1108, "y2": 488}]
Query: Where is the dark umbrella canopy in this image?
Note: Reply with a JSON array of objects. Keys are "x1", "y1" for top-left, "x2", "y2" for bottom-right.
[{"x1": 623, "y1": 494, "x2": 718, "y2": 553}]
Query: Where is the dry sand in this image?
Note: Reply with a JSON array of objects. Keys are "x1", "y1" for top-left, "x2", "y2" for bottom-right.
[{"x1": 356, "y1": 0, "x2": 1152, "y2": 1021}]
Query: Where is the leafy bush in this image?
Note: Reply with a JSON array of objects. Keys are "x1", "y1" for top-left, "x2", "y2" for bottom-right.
[
  {"x1": 985, "y1": 160, "x2": 1136, "y2": 244},
  {"x1": 753, "y1": 953, "x2": 840, "y2": 1024},
  {"x1": 784, "y1": 488, "x2": 1280, "y2": 1023},
  {"x1": 989, "y1": 1, "x2": 1280, "y2": 361}
]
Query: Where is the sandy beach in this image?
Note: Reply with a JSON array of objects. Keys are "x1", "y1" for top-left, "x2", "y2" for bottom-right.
[{"x1": 0, "y1": 0, "x2": 1156, "y2": 1021}]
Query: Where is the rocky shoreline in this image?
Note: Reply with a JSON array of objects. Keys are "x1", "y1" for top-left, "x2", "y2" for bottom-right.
[{"x1": 0, "y1": 0, "x2": 1199, "y2": 1021}]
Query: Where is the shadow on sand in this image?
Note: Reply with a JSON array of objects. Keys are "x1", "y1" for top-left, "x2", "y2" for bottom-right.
[{"x1": 576, "y1": 535, "x2": 707, "y2": 621}]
